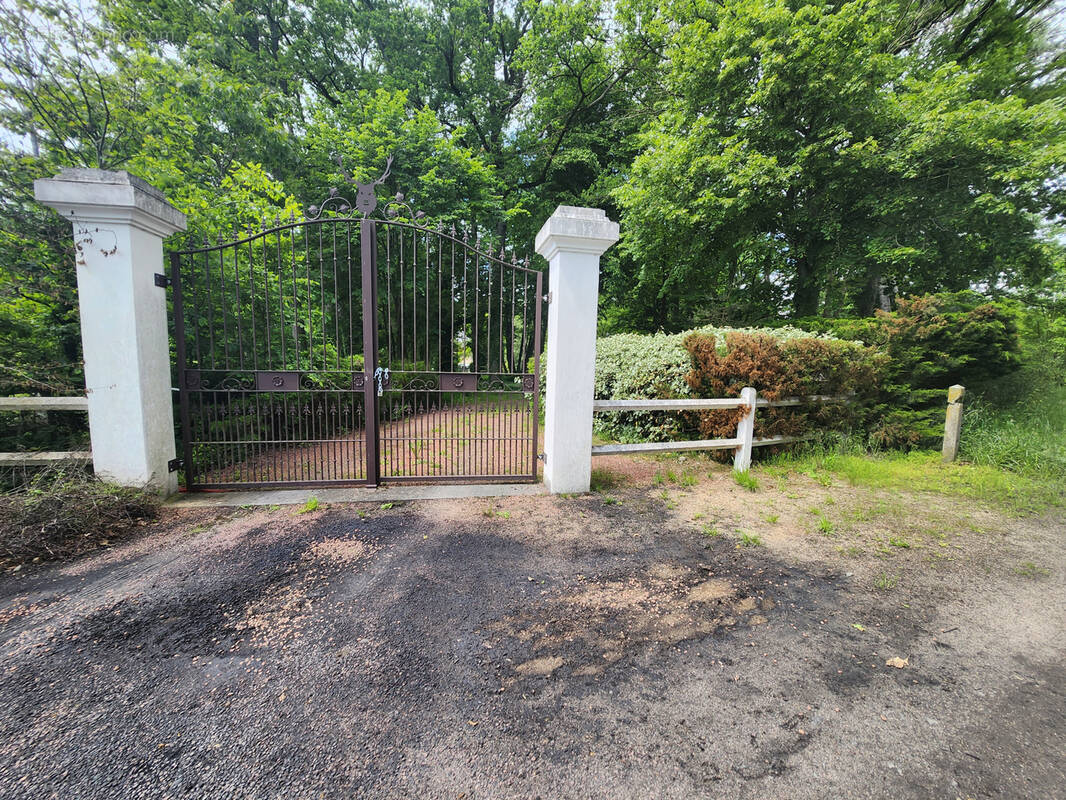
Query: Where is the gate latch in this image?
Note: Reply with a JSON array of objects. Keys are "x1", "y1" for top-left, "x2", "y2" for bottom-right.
[{"x1": 373, "y1": 367, "x2": 390, "y2": 396}]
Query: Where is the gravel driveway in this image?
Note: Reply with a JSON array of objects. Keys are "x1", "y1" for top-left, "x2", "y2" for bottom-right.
[{"x1": 0, "y1": 485, "x2": 1063, "y2": 799}]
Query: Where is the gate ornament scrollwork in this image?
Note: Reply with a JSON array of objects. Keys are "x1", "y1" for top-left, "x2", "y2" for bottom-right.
[{"x1": 306, "y1": 156, "x2": 426, "y2": 223}]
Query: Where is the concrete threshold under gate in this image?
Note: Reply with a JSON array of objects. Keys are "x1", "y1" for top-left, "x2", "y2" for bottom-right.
[{"x1": 166, "y1": 483, "x2": 548, "y2": 508}]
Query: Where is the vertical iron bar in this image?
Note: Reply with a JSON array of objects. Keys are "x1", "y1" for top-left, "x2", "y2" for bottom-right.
[
  {"x1": 533, "y1": 270, "x2": 543, "y2": 478},
  {"x1": 171, "y1": 252, "x2": 195, "y2": 488},
  {"x1": 361, "y1": 219, "x2": 381, "y2": 486}
]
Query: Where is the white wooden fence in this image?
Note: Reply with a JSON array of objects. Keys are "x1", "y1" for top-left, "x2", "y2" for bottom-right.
[
  {"x1": 592, "y1": 388, "x2": 850, "y2": 472},
  {"x1": 0, "y1": 397, "x2": 92, "y2": 467}
]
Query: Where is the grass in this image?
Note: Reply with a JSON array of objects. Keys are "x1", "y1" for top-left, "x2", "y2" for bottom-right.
[
  {"x1": 732, "y1": 470, "x2": 759, "y2": 492},
  {"x1": 763, "y1": 446, "x2": 1064, "y2": 513},
  {"x1": 738, "y1": 532, "x2": 763, "y2": 547},
  {"x1": 874, "y1": 573, "x2": 898, "y2": 591},
  {"x1": 817, "y1": 516, "x2": 834, "y2": 535},
  {"x1": 701, "y1": 524, "x2": 720, "y2": 538},
  {"x1": 962, "y1": 381, "x2": 1066, "y2": 479},
  {"x1": 1014, "y1": 561, "x2": 1051, "y2": 579},
  {"x1": 296, "y1": 496, "x2": 320, "y2": 514},
  {"x1": 590, "y1": 467, "x2": 626, "y2": 493}
]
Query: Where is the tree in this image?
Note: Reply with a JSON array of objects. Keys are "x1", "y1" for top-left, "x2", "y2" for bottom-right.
[{"x1": 611, "y1": 0, "x2": 1066, "y2": 327}]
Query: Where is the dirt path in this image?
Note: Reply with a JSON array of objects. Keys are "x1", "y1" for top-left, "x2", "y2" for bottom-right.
[{"x1": 0, "y1": 462, "x2": 1063, "y2": 799}]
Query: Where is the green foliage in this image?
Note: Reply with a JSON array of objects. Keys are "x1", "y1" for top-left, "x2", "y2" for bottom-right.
[
  {"x1": 611, "y1": 0, "x2": 1066, "y2": 326},
  {"x1": 799, "y1": 291, "x2": 1025, "y2": 448}
]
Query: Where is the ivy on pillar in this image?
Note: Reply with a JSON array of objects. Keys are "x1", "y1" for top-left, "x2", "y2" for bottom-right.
[
  {"x1": 535, "y1": 206, "x2": 619, "y2": 494},
  {"x1": 34, "y1": 169, "x2": 187, "y2": 494}
]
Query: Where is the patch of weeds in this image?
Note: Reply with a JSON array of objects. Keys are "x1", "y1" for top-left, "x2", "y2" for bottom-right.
[
  {"x1": 817, "y1": 516, "x2": 834, "y2": 535},
  {"x1": 785, "y1": 492, "x2": 800, "y2": 499},
  {"x1": 764, "y1": 513, "x2": 779, "y2": 524},
  {"x1": 888, "y1": 537, "x2": 911, "y2": 549},
  {"x1": 770, "y1": 449, "x2": 1064, "y2": 514},
  {"x1": 356, "y1": 509, "x2": 369, "y2": 520},
  {"x1": 1014, "y1": 561, "x2": 1051, "y2": 579},
  {"x1": 297, "y1": 496, "x2": 320, "y2": 514},
  {"x1": 840, "y1": 545, "x2": 864, "y2": 558},
  {"x1": 658, "y1": 490, "x2": 677, "y2": 510},
  {"x1": 874, "y1": 573, "x2": 899, "y2": 591},
  {"x1": 268, "y1": 504, "x2": 281, "y2": 512},
  {"x1": 733, "y1": 470, "x2": 759, "y2": 492},
  {"x1": 691, "y1": 512, "x2": 706, "y2": 521},
  {"x1": 803, "y1": 468, "x2": 832, "y2": 487},
  {"x1": 590, "y1": 467, "x2": 625, "y2": 493},
  {"x1": 380, "y1": 502, "x2": 395, "y2": 510},
  {"x1": 601, "y1": 496, "x2": 619, "y2": 506},
  {"x1": 738, "y1": 532, "x2": 763, "y2": 547},
  {"x1": 701, "y1": 524, "x2": 721, "y2": 538},
  {"x1": 482, "y1": 506, "x2": 511, "y2": 518},
  {"x1": 678, "y1": 472, "x2": 698, "y2": 488},
  {"x1": 653, "y1": 471, "x2": 666, "y2": 487}
]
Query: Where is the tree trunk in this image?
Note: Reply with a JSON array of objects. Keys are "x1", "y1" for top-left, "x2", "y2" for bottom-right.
[{"x1": 792, "y1": 255, "x2": 819, "y2": 317}]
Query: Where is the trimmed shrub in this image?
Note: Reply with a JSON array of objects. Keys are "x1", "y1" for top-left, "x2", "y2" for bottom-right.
[
  {"x1": 593, "y1": 325, "x2": 877, "y2": 445},
  {"x1": 683, "y1": 332, "x2": 885, "y2": 447}
]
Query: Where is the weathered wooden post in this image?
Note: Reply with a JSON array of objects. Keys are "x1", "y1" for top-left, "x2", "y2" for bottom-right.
[
  {"x1": 733, "y1": 386, "x2": 758, "y2": 472},
  {"x1": 942, "y1": 384, "x2": 966, "y2": 463},
  {"x1": 535, "y1": 206, "x2": 619, "y2": 493},
  {"x1": 34, "y1": 169, "x2": 187, "y2": 494}
]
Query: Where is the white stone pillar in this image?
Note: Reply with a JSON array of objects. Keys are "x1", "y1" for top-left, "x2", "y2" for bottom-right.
[
  {"x1": 35, "y1": 169, "x2": 187, "y2": 494},
  {"x1": 535, "y1": 206, "x2": 619, "y2": 493}
]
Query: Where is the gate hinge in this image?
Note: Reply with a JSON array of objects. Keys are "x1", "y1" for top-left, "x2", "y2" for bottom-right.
[
  {"x1": 543, "y1": 292, "x2": 552, "y2": 304},
  {"x1": 168, "y1": 458, "x2": 183, "y2": 472},
  {"x1": 538, "y1": 452, "x2": 546, "y2": 462},
  {"x1": 154, "y1": 273, "x2": 171, "y2": 288}
]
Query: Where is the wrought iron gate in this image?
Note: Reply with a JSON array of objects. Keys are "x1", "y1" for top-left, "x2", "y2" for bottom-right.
[{"x1": 171, "y1": 164, "x2": 542, "y2": 490}]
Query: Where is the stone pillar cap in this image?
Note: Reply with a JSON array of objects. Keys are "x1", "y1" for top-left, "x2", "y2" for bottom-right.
[
  {"x1": 35, "y1": 168, "x2": 187, "y2": 237},
  {"x1": 535, "y1": 205, "x2": 619, "y2": 261}
]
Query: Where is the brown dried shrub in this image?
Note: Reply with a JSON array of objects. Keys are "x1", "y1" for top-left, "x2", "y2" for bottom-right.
[{"x1": 682, "y1": 332, "x2": 886, "y2": 455}]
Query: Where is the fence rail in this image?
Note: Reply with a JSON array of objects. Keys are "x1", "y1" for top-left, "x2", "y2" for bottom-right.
[
  {"x1": 592, "y1": 390, "x2": 849, "y2": 471},
  {"x1": 0, "y1": 396, "x2": 89, "y2": 411},
  {"x1": 0, "y1": 397, "x2": 91, "y2": 469}
]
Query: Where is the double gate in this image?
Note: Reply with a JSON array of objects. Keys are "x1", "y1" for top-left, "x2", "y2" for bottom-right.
[{"x1": 171, "y1": 171, "x2": 542, "y2": 489}]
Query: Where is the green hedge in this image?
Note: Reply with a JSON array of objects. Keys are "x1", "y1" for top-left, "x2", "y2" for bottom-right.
[
  {"x1": 593, "y1": 292, "x2": 1026, "y2": 452},
  {"x1": 593, "y1": 325, "x2": 853, "y2": 443}
]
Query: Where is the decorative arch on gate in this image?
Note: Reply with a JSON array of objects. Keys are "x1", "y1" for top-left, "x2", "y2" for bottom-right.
[{"x1": 171, "y1": 159, "x2": 543, "y2": 490}]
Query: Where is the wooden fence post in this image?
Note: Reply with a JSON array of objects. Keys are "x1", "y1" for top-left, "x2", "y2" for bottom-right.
[
  {"x1": 733, "y1": 386, "x2": 757, "y2": 472},
  {"x1": 942, "y1": 384, "x2": 965, "y2": 463}
]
